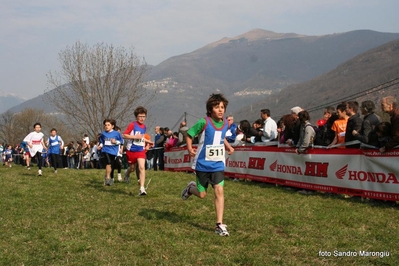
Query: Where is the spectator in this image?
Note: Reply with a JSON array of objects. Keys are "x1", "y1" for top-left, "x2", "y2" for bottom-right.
[
  {"x1": 90, "y1": 141, "x2": 100, "y2": 169},
  {"x1": 177, "y1": 121, "x2": 189, "y2": 146},
  {"x1": 260, "y1": 109, "x2": 278, "y2": 142},
  {"x1": 327, "y1": 103, "x2": 349, "y2": 149},
  {"x1": 295, "y1": 110, "x2": 316, "y2": 154},
  {"x1": 345, "y1": 101, "x2": 363, "y2": 148},
  {"x1": 379, "y1": 96, "x2": 399, "y2": 152},
  {"x1": 375, "y1": 122, "x2": 392, "y2": 148},
  {"x1": 83, "y1": 134, "x2": 90, "y2": 145},
  {"x1": 314, "y1": 106, "x2": 339, "y2": 146},
  {"x1": 154, "y1": 127, "x2": 166, "y2": 171},
  {"x1": 67, "y1": 142, "x2": 76, "y2": 169},
  {"x1": 232, "y1": 123, "x2": 246, "y2": 147},
  {"x1": 352, "y1": 100, "x2": 381, "y2": 146},
  {"x1": 0, "y1": 143, "x2": 3, "y2": 164},
  {"x1": 83, "y1": 148, "x2": 91, "y2": 169},
  {"x1": 165, "y1": 132, "x2": 179, "y2": 150},
  {"x1": 288, "y1": 106, "x2": 303, "y2": 146},
  {"x1": 247, "y1": 119, "x2": 263, "y2": 143},
  {"x1": 13, "y1": 144, "x2": 21, "y2": 165},
  {"x1": 277, "y1": 114, "x2": 296, "y2": 144},
  {"x1": 225, "y1": 115, "x2": 237, "y2": 144}
]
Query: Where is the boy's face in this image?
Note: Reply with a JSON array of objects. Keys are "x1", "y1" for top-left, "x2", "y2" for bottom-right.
[
  {"x1": 50, "y1": 130, "x2": 56, "y2": 137},
  {"x1": 211, "y1": 102, "x2": 225, "y2": 121},
  {"x1": 104, "y1": 122, "x2": 114, "y2": 132},
  {"x1": 136, "y1": 113, "x2": 146, "y2": 123},
  {"x1": 337, "y1": 109, "x2": 346, "y2": 119},
  {"x1": 34, "y1": 125, "x2": 41, "y2": 132}
]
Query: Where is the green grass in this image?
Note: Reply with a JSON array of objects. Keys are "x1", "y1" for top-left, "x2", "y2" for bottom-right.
[{"x1": 0, "y1": 165, "x2": 398, "y2": 265}]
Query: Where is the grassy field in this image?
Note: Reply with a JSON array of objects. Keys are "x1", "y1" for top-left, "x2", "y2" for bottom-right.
[{"x1": 0, "y1": 165, "x2": 398, "y2": 265}]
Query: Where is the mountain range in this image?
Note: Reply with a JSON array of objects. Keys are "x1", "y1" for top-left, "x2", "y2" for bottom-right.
[{"x1": 4, "y1": 29, "x2": 399, "y2": 131}]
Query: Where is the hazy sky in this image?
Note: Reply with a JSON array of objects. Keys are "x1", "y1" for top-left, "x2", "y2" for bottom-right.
[{"x1": 1, "y1": 0, "x2": 398, "y2": 99}]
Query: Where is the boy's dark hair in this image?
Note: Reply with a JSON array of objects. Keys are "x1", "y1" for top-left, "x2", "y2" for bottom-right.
[
  {"x1": 50, "y1": 128, "x2": 57, "y2": 132},
  {"x1": 336, "y1": 103, "x2": 347, "y2": 112},
  {"x1": 103, "y1": 119, "x2": 116, "y2": 127},
  {"x1": 206, "y1": 93, "x2": 228, "y2": 117},
  {"x1": 134, "y1": 106, "x2": 147, "y2": 117},
  {"x1": 33, "y1": 122, "x2": 41, "y2": 128},
  {"x1": 260, "y1": 109, "x2": 270, "y2": 116}
]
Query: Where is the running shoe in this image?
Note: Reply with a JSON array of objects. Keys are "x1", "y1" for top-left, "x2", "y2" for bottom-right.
[
  {"x1": 139, "y1": 187, "x2": 147, "y2": 196},
  {"x1": 38, "y1": 170, "x2": 42, "y2": 176},
  {"x1": 215, "y1": 224, "x2": 229, "y2": 236},
  {"x1": 124, "y1": 169, "x2": 130, "y2": 184},
  {"x1": 117, "y1": 173, "x2": 122, "y2": 182},
  {"x1": 181, "y1": 181, "x2": 196, "y2": 200}
]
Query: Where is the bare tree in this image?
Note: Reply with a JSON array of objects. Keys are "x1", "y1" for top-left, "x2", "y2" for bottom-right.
[
  {"x1": 0, "y1": 108, "x2": 74, "y2": 145},
  {"x1": 45, "y1": 41, "x2": 153, "y2": 140}
]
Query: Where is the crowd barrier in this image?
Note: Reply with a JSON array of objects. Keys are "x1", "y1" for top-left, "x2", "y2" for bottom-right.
[{"x1": 164, "y1": 144, "x2": 399, "y2": 201}]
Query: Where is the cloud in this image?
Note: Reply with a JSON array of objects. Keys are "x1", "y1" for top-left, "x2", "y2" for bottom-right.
[{"x1": 0, "y1": 0, "x2": 398, "y2": 98}]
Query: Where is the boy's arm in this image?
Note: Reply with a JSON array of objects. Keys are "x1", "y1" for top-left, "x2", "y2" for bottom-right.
[
  {"x1": 186, "y1": 135, "x2": 196, "y2": 157},
  {"x1": 224, "y1": 138, "x2": 234, "y2": 155},
  {"x1": 41, "y1": 139, "x2": 47, "y2": 150}
]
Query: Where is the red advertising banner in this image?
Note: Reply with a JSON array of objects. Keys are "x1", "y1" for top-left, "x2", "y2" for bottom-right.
[{"x1": 164, "y1": 145, "x2": 399, "y2": 200}]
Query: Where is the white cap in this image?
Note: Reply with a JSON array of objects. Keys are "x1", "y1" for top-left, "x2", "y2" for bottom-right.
[{"x1": 290, "y1": 106, "x2": 302, "y2": 115}]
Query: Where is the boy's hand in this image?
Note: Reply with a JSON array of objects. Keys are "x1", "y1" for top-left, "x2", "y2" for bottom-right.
[
  {"x1": 188, "y1": 148, "x2": 197, "y2": 157},
  {"x1": 227, "y1": 147, "x2": 234, "y2": 155}
]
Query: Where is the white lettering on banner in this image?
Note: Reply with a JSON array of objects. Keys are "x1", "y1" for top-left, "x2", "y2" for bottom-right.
[
  {"x1": 248, "y1": 157, "x2": 266, "y2": 170},
  {"x1": 169, "y1": 158, "x2": 182, "y2": 164},
  {"x1": 226, "y1": 159, "x2": 247, "y2": 168},
  {"x1": 348, "y1": 171, "x2": 399, "y2": 184},
  {"x1": 164, "y1": 145, "x2": 399, "y2": 200},
  {"x1": 336, "y1": 164, "x2": 399, "y2": 184},
  {"x1": 269, "y1": 160, "x2": 329, "y2": 177}
]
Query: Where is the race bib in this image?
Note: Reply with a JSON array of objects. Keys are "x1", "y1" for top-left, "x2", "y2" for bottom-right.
[
  {"x1": 205, "y1": 144, "x2": 225, "y2": 161},
  {"x1": 133, "y1": 138, "x2": 145, "y2": 146},
  {"x1": 51, "y1": 142, "x2": 59, "y2": 146},
  {"x1": 104, "y1": 140, "x2": 113, "y2": 146}
]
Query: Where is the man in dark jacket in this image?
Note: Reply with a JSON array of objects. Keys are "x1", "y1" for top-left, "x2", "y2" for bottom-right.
[
  {"x1": 345, "y1": 101, "x2": 363, "y2": 148},
  {"x1": 380, "y1": 96, "x2": 399, "y2": 153}
]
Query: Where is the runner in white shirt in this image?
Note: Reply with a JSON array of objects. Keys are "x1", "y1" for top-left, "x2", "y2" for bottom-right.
[{"x1": 23, "y1": 123, "x2": 47, "y2": 176}]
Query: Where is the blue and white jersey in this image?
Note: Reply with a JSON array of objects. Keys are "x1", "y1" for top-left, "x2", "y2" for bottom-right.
[
  {"x1": 99, "y1": 130, "x2": 124, "y2": 156},
  {"x1": 4, "y1": 148, "x2": 12, "y2": 160},
  {"x1": 124, "y1": 121, "x2": 146, "y2": 152},
  {"x1": 192, "y1": 117, "x2": 228, "y2": 172},
  {"x1": 47, "y1": 135, "x2": 64, "y2": 155}
]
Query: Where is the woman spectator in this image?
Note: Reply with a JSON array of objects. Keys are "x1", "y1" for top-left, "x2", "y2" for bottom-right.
[
  {"x1": 277, "y1": 114, "x2": 296, "y2": 144},
  {"x1": 165, "y1": 132, "x2": 179, "y2": 150},
  {"x1": 295, "y1": 110, "x2": 316, "y2": 154}
]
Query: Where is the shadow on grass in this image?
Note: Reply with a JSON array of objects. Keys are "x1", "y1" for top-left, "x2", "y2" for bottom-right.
[
  {"x1": 138, "y1": 208, "x2": 211, "y2": 232},
  {"x1": 84, "y1": 178, "x2": 133, "y2": 196}
]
